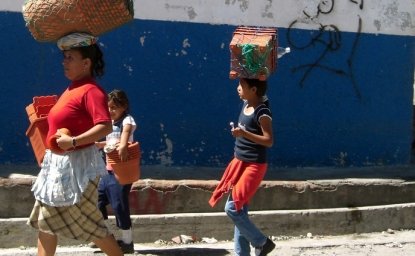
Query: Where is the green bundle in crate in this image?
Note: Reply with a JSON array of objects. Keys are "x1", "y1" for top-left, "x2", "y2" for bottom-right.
[{"x1": 239, "y1": 43, "x2": 273, "y2": 78}]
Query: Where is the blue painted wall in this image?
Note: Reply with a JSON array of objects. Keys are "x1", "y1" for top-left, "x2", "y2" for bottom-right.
[{"x1": 1, "y1": 11, "x2": 414, "y2": 169}]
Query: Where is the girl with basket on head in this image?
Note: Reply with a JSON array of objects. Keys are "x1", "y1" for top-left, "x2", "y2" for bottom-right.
[{"x1": 209, "y1": 78, "x2": 275, "y2": 256}]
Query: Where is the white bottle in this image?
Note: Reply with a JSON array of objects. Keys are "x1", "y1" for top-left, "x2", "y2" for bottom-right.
[{"x1": 277, "y1": 47, "x2": 291, "y2": 58}]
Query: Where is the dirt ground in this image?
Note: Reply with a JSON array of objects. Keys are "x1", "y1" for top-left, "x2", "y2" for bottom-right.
[{"x1": 1, "y1": 229, "x2": 414, "y2": 256}]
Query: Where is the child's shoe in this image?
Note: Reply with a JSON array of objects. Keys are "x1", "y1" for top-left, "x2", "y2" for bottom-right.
[
  {"x1": 117, "y1": 240, "x2": 134, "y2": 254},
  {"x1": 88, "y1": 242, "x2": 98, "y2": 248},
  {"x1": 255, "y1": 238, "x2": 275, "y2": 256}
]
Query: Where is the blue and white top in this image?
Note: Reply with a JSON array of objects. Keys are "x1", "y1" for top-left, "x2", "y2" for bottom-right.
[{"x1": 106, "y1": 114, "x2": 136, "y2": 144}]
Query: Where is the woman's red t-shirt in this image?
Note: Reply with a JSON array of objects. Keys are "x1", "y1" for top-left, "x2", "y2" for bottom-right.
[{"x1": 46, "y1": 78, "x2": 111, "y2": 149}]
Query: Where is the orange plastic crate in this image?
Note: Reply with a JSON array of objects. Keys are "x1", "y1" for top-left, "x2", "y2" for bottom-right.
[
  {"x1": 26, "y1": 117, "x2": 48, "y2": 166},
  {"x1": 107, "y1": 142, "x2": 141, "y2": 184},
  {"x1": 229, "y1": 26, "x2": 277, "y2": 81},
  {"x1": 106, "y1": 142, "x2": 141, "y2": 163},
  {"x1": 111, "y1": 159, "x2": 141, "y2": 185}
]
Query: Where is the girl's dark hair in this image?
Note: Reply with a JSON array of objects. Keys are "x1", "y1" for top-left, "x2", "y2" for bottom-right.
[
  {"x1": 108, "y1": 89, "x2": 130, "y2": 113},
  {"x1": 74, "y1": 44, "x2": 105, "y2": 78},
  {"x1": 240, "y1": 78, "x2": 268, "y2": 97}
]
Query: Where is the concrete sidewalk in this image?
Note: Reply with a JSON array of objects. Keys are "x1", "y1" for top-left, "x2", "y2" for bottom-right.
[
  {"x1": 1, "y1": 229, "x2": 414, "y2": 255},
  {"x1": 1, "y1": 202, "x2": 415, "y2": 248},
  {"x1": 0, "y1": 167, "x2": 414, "y2": 252}
]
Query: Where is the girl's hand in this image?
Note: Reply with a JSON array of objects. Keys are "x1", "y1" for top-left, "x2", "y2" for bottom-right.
[
  {"x1": 117, "y1": 143, "x2": 129, "y2": 162},
  {"x1": 231, "y1": 127, "x2": 245, "y2": 138}
]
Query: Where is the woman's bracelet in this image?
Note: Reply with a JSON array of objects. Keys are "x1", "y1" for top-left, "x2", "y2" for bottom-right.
[{"x1": 72, "y1": 137, "x2": 77, "y2": 148}]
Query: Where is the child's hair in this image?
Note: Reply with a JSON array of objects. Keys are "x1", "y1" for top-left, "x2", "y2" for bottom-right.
[
  {"x1": 240, "y1": 78, "x2": 268, "y2": 97},
  {"x1": 108, "y1": 89, "x2": 129, "y2": 113},
  {"x1": 74, "y1": 44, "x2": 105, "y2": 78}
]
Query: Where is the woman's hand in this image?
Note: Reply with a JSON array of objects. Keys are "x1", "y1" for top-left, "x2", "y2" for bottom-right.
[{"x1": 56, "y1": 131, "x2": 74, "y2": 151}]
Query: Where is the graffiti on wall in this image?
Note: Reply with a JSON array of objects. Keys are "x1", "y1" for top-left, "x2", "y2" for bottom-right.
[{"x1": 287, "y1": 0, "x2": 364, "y2": 99}]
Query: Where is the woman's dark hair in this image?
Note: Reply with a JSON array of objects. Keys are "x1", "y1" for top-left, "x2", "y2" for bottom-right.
[
  {"x1": 240, "y1": 78, "x2": 268, "y2": 97},
  {"x1": 108, "y1": 89, "x2": 129, "y2": 113},
  {"x1": 74, "y1": 44, "x2": 105, "y2": 78}
]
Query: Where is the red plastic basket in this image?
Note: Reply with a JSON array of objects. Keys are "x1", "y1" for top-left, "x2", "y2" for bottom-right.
[
  {"x1": 111, "y1": 159, "x2": 141, "y2": 185},
  {"x1": 26, "y1": 117, "x2": 48, "y2": 166},
  {"x1": 26, "y1": 95, "x2": 58, "y2": 123},
  {"x1": 25, "y1": 95, "x2": 58, "y2": 165},
  {"x1": 106, "y1": 142, "x2": 141, "y2": 184}
]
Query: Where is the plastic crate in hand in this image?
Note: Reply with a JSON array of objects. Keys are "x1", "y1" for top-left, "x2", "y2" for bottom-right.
[
  {"x1": 26, "y1": 95, "x2": 58, "y2": 123},
  {"x1": 23, "y1": 0, "x2": 134, "y2": 42},
  {"x1": 26, "y1": 117, "x2": 48, "y2": 166}
]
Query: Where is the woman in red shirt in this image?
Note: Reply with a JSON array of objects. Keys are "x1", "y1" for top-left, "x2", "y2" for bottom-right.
[{"x1": 27, "y1": 33, "x2": 123, "y2": 256}]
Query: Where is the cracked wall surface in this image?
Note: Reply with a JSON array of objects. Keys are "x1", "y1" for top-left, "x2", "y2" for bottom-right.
[{"x1": 1, "y1": 177, "x2": 414, "y2": 217}]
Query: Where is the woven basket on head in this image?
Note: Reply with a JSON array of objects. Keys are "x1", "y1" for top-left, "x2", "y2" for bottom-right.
[{"x1": 23, "y1": 0, "x2": 134, "y2": 42}]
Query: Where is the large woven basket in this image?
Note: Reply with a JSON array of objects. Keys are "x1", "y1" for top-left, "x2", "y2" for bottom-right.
[{"x1": 23, "y1": 0, "x2": 134, "y2": 42}]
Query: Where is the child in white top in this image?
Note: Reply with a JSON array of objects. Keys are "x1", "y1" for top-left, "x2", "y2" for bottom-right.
[{"x1": 95, "y1": 89, "x2": 137, "y2": 253}]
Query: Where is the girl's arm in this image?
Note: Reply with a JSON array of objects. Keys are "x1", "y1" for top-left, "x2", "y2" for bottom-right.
[
  {"x1": 95, "y1": 141, "x2": 106, "y2": 149},
  {"x1": 232, "y1": 116, "x2": 273, "y2": 148},
  {"x1": 117, "y1": 123, "x2": 133, "y2": 161}
]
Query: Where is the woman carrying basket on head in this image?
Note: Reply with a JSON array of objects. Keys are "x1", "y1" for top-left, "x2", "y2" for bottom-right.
[{"x1": 27, "y1": 33, "x2": 123, "y2": 256}]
